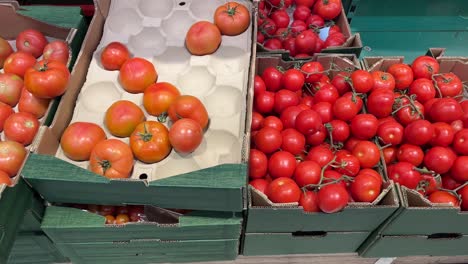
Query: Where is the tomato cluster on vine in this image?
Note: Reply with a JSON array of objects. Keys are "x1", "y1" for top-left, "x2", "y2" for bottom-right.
[{"x1": 257, "y1": 0, "x2": 346, "y2": 58}]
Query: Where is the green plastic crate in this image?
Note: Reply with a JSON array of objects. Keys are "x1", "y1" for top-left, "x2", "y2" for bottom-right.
[{"x1": 7, "y1": 232, "x2": 68, "y2": 264}]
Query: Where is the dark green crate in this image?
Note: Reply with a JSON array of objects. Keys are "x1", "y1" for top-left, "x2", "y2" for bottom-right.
[
  {"x1": 243, "y1": 232, "x2": 370, "y2": 256},
  {"x1": 7, "y1": 232, "x2": 68, "y2": 264}
]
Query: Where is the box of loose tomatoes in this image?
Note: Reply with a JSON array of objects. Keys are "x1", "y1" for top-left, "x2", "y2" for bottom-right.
[
  {"x1": 40, "y1": 205, "x2": 241, "y2": 263},
  {"x1": 0, "y1": 1, "x2": 84, "y2": 262},
  {"x1": 242, "y1": 54, "x2": 400, "y2": 256},
  {"x1": 357, "y1": 56, "x2": 468, "y2": 257},
  {"x1": 21, "y1": 0, "x2": 257, "y2": 212},
  {"x1": 256, "y1": 0, "x2": 363, "y2": 60}
]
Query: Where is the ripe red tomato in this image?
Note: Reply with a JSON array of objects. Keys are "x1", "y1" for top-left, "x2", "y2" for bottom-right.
[
  {"x1": 249, "y1": 178, "x2": 269, "y2": 194},
  {"x1": 397, "y1": 144, "x2": 424, "y2": 166},
  {"x1": 18, "y1": 87, "x2": 50, "y2": 118},
  {"x1": 451, "y1": 119, "x2": 464, "y2": 133},
  {"x1": 429, "y1": 98, "x2": 463, "y2": 124},
  {"x1": 442, "y1": 173, "x2": 461, "y2": 190},
  {"x1": 266, "y1": 177, "x2": 301, "y2": 203},
  {"x1": 306, "y1": 126, "x2": 327, "y2": 146},
  {"x1": 332, "y1": 95, "x2": 360, "y2": 121},
  {"x1": 306, "y1": 14, "x2": 325, "y2": 28},
  {"x1": 261, "y1": 18, "x2": 277, "y2": 36},
  {"x1": 359, "y1": 168, "x2": 384, "y2": 185},
  {"x1": 143, "y1": 82, "x2": 180, "y2": 117},
  {"x1": 130, "y1": 121, "x2": 171, "y2": 163},
  {"x1": 214, "y1": 2, "x2": 250, "y2": 36},
  {"x1": 371, "y1": 71, "x2": 395, "y2": 91},
  {"x1": 4, "y1": 112, "x2": 39, "y2": 146},
  {"x1": 395, "y1": 99, "x2": 424, "y2": 126},
  {"x1": 262, "y1": 115, "x2": 284, "y2": 131},
  {"x1": 254, "y1": 91, "x2": 275, "y2": 114},
  {"x1": 280, "y1": 105, "x2": 304, "y2": 129},
  {"x1": 89, "y1": 139, "x2": 134, "y2": 179},
  {"x1": 263, "y1": 38, "x2": 283, "y2": 50},
  {"x1": 428, "y1": 191, "x2": 459, "y2": 207},
  {"x1": 3, "y1": 52, "x2": 36, "y2": 78},
  {"x1": 327, "y1": 119, "x2": 350, "y2": 143},
  {"x1": 282, "y1": 69, "x2": 305, "y2": 92},
  {"x1": 377, "y1": 121, "x2": 403, "y2": 145},
  {"x1": 351, "y1": 70, "x2": 374, "y2": 93},
  {"x1": 294, "y1": 160, "x2": 321, "y2": 187},
  {"x1": 299, "y1": 190, "x2": 320, "y2": 212},
  {"x1": 318, "y1": 183, "x2": 349, "y2": 213},
  {"x1": 311, "y1": 102, "x2": 333, "y2": 123},
  {"x1": 0, "y1": 171, "x2": 12, "y2": 186},
  {"x1": 387, "y1": 162, "x2": 422, "y2": 189},
  {"x1": 453, "y1": 129, "x2": 468, "y2": 155},
  {"x1": 0, "y1": 73, "x2": 23, "y2": 107},
  {"x1": 419, "y1": 174, "x2": 441, "y2": 196},
  {"x1": 423, "y1": 146, "x2": 456, "y2": 174},
  {"x1": 119, "y1": 57, "x2": 157, "y2": 93},
  {"x1": 262, "y1": 67, "x2": 283, "y2": 92},
  {"x1": 43, "y1": 40, "x2": 70, "y2": 65},
  {"x1": 301, "y1": 61, "x2": 324, "y2": 83},
  {"x1": 331, "y1": 72, "x2": 351, "y2": 95},
  {"x1": 255, "y1": 127, "x2": 282, "y2": 154},
  {"x1": 249, "y1": 149, "x2": 268, "y2": 179},
  {"x1": 105, "y1": 100, "x2": 146, "y2": 137},
  {"x1": 274, "y1": 89, "x2": 300, "y2": 114},
  {"x1": 254, "y1": 75, "x2": 266, "y2": 96},
  {"x1": 185, "y1": 21, "x2": 221, "y2": 55},
  {"x1": 0, "y1": 141, "x2": 27, "y2": 177},
  {"x1": 61, "y1": 122, "x2": 107, "y2": 161},
  {"x1": 430, "y1": 122, "x2": 454, "y2": 147},
  {"x1": 293, "y1": 5, "x2": 312, "y2": 21},
  {"x1": 16, "y1": 29, "x2": 48, "y2": 58},
  {"x1": 387, "y1": 63, "x2": 413, "y2": 90},
  {"x1": 168, "y1": 95, "x2": 209, "y2": 129},
  {"x1": 366, "y1": 89, "x2": 394, "y2": 118},
  {"x1": 335, "y1": 152, "x2": 360, "y2": 176},
  {"x1": 450, "y1": 156, "x2": 468, "y2": 182},
  {"x1": 0, "y1": 102, "x2": 13, "y2": 131},
  {"x1": 24, "y1": 60, "x2": 70, "y2": 99},
  {"x1": 404, "y1": 120, "x2": 434, "y2": 146},
  {"x1": 351, "y1": 173, "x2": 382, "y2": 202},
  {"x1": 350, "y1": 114, "x2": 378, "y2": 140},
  {"x1": 306, "y1": 145, "x2": 334, "y2": 167},
  {"x1": 100, "y1": 42, "x2": 130, "y2": 70},
  {"x1": 313, "y1": 84, "x2": 339, "y2": 104},
  {"x1": 296, "y1": 0, "x2": 316, "y2": 8},
  {"x1": 295, "y1": 31, "x2": 317, "y2": 55},
  {"x1": 290, "y1": 20, "x2": 307, "y2": 34},
  {"x1": 281, "y1": 128, "x2": 305, "y2": 155},
  {"x1": 433, "y1": 73, "x2": 463, "y2": 97},
  {"x1": 457, "y1": 185, "x2": 468, "y2": 211},
  {"x1": 282, "y1": 37, "x2": 297, "y2": 56},
  {"x1": 168, "y1": 118, "x2": 203, "y2": 154},
  {"x1": 352, "y1": 141, "x2": 380, "y2": 168},
  {"x1": 411, "y1": 56, "x2": 439, "y2": 79},
  {"x1": 0, "y1": 37, "x2": 13, "y2": 68},
  {"x1": 383, "y1": 146, "x2": 397, "y2": 164},
  {"x1": 409, "y1": 78, "x2": 436, "y2": 104},
  {"x1": 295, "y1": 109, "x2": 322, "y2": 135},
  {"x1": 268, "y1": 151, "x2": 296, "y2": 179},
  {"x1": 313, "y1": 0, "x2": 342, "y2": 20},
  {"x1": 270, "y1": 10, "x2": 290, "y2": 28}
]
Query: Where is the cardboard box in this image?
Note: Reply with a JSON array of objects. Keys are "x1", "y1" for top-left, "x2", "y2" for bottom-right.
[
  {"x1": 22, "y1": 0, "x2": 257, "y2": 212},
  {"x1": 7, "y1": 232, "x2": 68, "y2": 264}
]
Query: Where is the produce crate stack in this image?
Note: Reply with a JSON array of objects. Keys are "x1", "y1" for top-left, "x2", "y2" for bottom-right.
[{"x1": 358, "y1": 56, "x2": 468, "y2": 257}]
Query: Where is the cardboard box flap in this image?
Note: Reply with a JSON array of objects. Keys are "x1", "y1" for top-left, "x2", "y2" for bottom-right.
[{"x1": 362, "y1": 56, "x2": 405, "y2": 72}]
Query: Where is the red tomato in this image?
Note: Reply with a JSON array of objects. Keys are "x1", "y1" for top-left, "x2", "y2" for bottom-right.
[
  {"x1": 280, "y1": 105, "x2": 304, "y2": 129},
  {"x1": 290, "y1": 20, "x2": 307, "y2": 34},
  {"x1": 451, "y1": 119, "x2": 464, "y2": 133},
  {"x1": 254, "y1": 75, "x2": 266, "y2": 96},
  {"x1": 168, "y1": 119, "x2": 203, "y2": 154},
  {"x1": 387, "y1": 63, "x2": 414, "y2": 90},
  {"x1": 395, "y1": 99, "x2": 424, "y2": 126},
  {"x1": 387, "y1": 162, "x2": 422, "y2": 189},
  {"x1": 350, "y1": 114, "x2": 378, "y2": 140},
  {"x1": 254, "y1": 91, "x2": 275, "y2": 114},
  {"x1": 143, "y1": 82, "x2": 181, "y2": 117},
  {"x1": 43, "y1": 40, "x2": 70, "y2": 65},
  {"x1": 301, "y1": 61, "x2": 324, "y2": 83},
  {"x1": 352, "y1": 141, "x2": 380, "y2": 168},
  {"x1": 396, "y1": 144, "x2": 424, "y2": 166},
  {"x1": 344, "y1": 137, "x2": 362, "y2": 152},
  {"x1": 24, "y1": 60, "x2": 70, "y2": 99},
  {"x1": 270, "y1": 10, "x2": 290, "y2": 28},
  {"x1": 61, "y1": 122, "x2": 107, "y2": 161},
  {"x1": 0, "y1": 171, "x2": 12, "y2": 186},
  {"x1": 281, "y1": 128, "x2": 305, "y2": 155},
  {"x1": 128, "y1": 205, "x2": 145, "y2": 222},
  {"x1": 293, "y1": 5, "x2": 312, "y2": 21},
  {"x1": 311, "y1": 102, "x2": 333, "y2": 123},
  {"x1": 89, "y1": 139, "x2": 134, "y2": 179},
  {"x1": 255, "y1": 127, "x2": 282, "y2": 154},
  {"x1": 295, "y1": 31, "x2": 317, "y2": 54},
  {"x1": 249, "y1": 149, "x2": 268, "y2": 179},
  {"x1": 130, "y1": 121, "x2": 171, "y2": 163},
  {"x1": 0, "y1": 73, "x2": 22, "y2": 107},
  {"x1": 434, "y1": 73, "x2": 463, "y2": 97},
  {"x1": 313, "y1": 84, "x2": 339, "y2": 105},
  {"x1": 411, "y1": 56, "x2": 439, "y2": 79},
  {"x1": 450, "y1": 156, "x2": 468, "y2": 182},
  {"x1": 168, "y1": 95, "x2": 209, "y2": 129},
  {"x1": 404, "y1": 120, "x2": 434, "y2": 146},
  {"x1": 100, "y1": 42, "x2": 130, "y2": 71},
  {"x1": 3, "y1": 52, "x2": 36, "y2": 78},
  {"x1": 359, "y1": 168, "x2": 384, "y2": 186},
  {"x1": 326, "y1": 119, "x2": 350, "y2": 143},
  {"x1": 331, "y1": 72, "x2": 351, "y2": 95},
  {"x1": 383, "y1": 146, "x2": 397, "y2": 164},
  {"x1": 295, "y1": 109, "x2": 322, "y2": 135},
  {"x1": 457, "y1": 185, "x2": 468, "y2": 211},
  {"x1": 0, "y1": 141, "x2": 27, "y2": 177},
  {"x1": 18, "y1": 87, "x2": 50, "y2": 118},
  {"x1": 313, "y1": 0, "x2": 342, "y2": 20},
  {"x1": 351, "y1": 173, "x2": 382, "y2": 202},
  {"x1": 262, "y1": 115, "x2": 283, "y2": 131},
  {"x1": 263, "y1": 38, "x2": 283, "y2": 50},
  {"x1": 261, "y1": 18, "x2": 277, "y2": 35},
  {"x1": 294, "y1": 160, "x2": 321, "y2": 187},
  {"x1": 262, "y1": 67, "x2": 283, "y2": 92},
  {"x1": 282, "y1": 69, "x2": 305, "y2": 92},
  {"x1": 0, "y1": 37, "x2": 13, "y2": 68},
  {"x1": 104, "y1": 100, "x2": 146, "y2": 137},
  {"x1": 442, "y1": 173, "x2": 461, "y2": 190},
  {"x1": 453, "y1": 129, "x2": 468, "y2": 155},
  {"x1": 249, "y1": 178, "x2": 269, "y2": 194},
  {"x1": 0, "y1": 102, "x2": 13, "y2": 131},
  {"x1": 185, "y1": 21, "x2": 221, "y2": 55},
  {"x1": 296, "y1": 0, "x2": 316, "y2": 8},
  {"x1": 282, "y1": 37, "x2": 297, "y2": 56},
  {"x1": 428, "y1": 191, "x2": 459, "y2": 207},
  {"x1": 419, "y1": 174, "x2": 441, "y2": 196},
  {"x1": 423, "y1": 147, "x2": 456, "y2": 174},
  {"x1": 4, "y1": 112, "x2": 39, "y2": 146},
  {"x1": 377, "y1": 121, "x2": 404, "y2": 145},
  {"x1": 335, "y1": 152, "x2": 360, "y2": 176},
  {"x1": 119, "y1": 57, "x2": 157, "y2": 93},
  {"x1": 306, "y1": 145, "x2": 333, "y2": 167},
  {"x1": 430, "y1": 122, "x2": 454, "y2": 147},
  {"x1": 306, "y1": 14, "x2": 325, "y2": 28},
  {"x1": 268, "y1": 151, "x2": 296, "y2": 179},
  {"x1": 318, "y1": 183, "x2": 349, "y2": 213},
  {"x1": 299, "y1": 190, "x2": 320, "y2": 212},
  {"x1": 332, "y1": 95, "x2": 360, "y2": 121},
  {"x1": 274, "y1": 89, "x2": 300, "y2": 114},
  {"x1": 351, "y1": 70, "x2": 374, "y2": 93},
  {"x1": 266, "y1": 177, "x2": 301, "y2": 203},
  {"x1": 409, "y1": 78, "x2": 436, "y2": 104},
  {"x1": 16, "y1": 29, "x2": 48, "y2": 58},
  {"x1": 214, "y1": 2, "x2": 250, "y2": 36},
  {"x1": 306, "y1": 125, "x2": 326, "y2": 146},
  {"x1": 429, "y1": 98, "x2": 463, "y2": 124},
  {"x1": 371, "y1": 71, "x2": 395, "y2": 91}
]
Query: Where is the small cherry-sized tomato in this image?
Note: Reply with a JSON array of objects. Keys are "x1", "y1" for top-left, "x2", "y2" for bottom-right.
[
  {"x1": 419, "y1": 174, "x2": 441, "y2": 196},
  {"x1": 295, "y1": 109, "x2": 322, "y2": 135},
  {"x1": 104, "y1": 100, "x2": 146, "y2": 138},
  {"x1": 350, "y1": 172, "x2": 382, "y2": 202},
  {"x1": 442, "y1": 173, "x2": 461, "y2": 190},
  {"x1": 387, "y1": 63, "x2": 414, "y2": 90},
  {"x1": 387, "y1": 162, "x2": 422, "y2": 189},
  {"x1": 249, "y1": 149, "x2": 268, "y2": 179},
  {"x1": 249, "y1": 178, "x2": 269, "y2": 194},
  {"x1": 351, "y1": 70, "x2": 374, "y2": 93},
  {"x1": 352, "y1": 141, "x2": 380, "y2": 168},
  {"x1": 268, "y1": 151, "x2": 296, "y2": 179},
  {"x1": 377, "y1": 121, "x2": 404, "y2": 146},
  {"x1": 450, "y1": 156, "x2": 468, "y2": 182},
  {"x1": 281, "y1": 128, "x2": 305, "y2": 155},
  {"x1": 452, "y1": 129, "x2": 468, "y2": 155},
  {"x1": 423, "y1": 146, "x2": 456, "y2": 174},
  {"x1": 371, "y1": 71, "x2": 395, "y2": 91},
  {"x1": 411, "y1": 56, "x2": 439, "y2": 79},
  {"x1": 306, "y1": 126, "x2": 327, "y2": 146},
  {"x1": 428, "y1": 191, "x2": 459, "y2": 207},
  {"x1": 89, "y1": 139, "x2": 134, "y2": 179},
  {"x1": 313, "y1": 84, "x2": 339, "y2": 105},
  {"x1": 311, "y1": 102, "x2": 333, "y2": 123},
  {"x1": 119, "y1": 57, "x2": 157, "y2": 94},
  {"x1": 294, "y1": 5, "x2": 312, "y2": 21},
  {"x1": 251, "y1": 111, "x2": 263, "y2": 131},
  {"x1": 396, "y1": 144, "x2": 424, "y2": 166},
  {"x1": 350, "y1": 114, "x2": 378, "y2": 140},
  {"x1": 299, "y1": 190, "x2": 320, "y2": 212},
  {"x1": 254, "y1": 127, "x2": 282, "y2": 154},
  {"x1": 266, "y1": 177, "x2": 301, "y2": 203},
  {"x1": 130, "y1": 121, "x2": 172, "y2": 163},
  {"x1": 294, "y1": 160, "x2": 321, "y2": 187},
  {"x1": 280, "y1": 105, "x2": 305, "y2": 129},
  {"x1": 168, "y1": 118, "x2": 203, "y2": 154},
  {"x1": 100, "y1": 42, "x2": 130, "y2": 70},
  {"x1": 404, "y1": 120, "x2": 434, "y2": 146},
  {"x1": 318, "y1": 183, "x2": 349, "y2": 213},
  {"x1": 331, "y1": 72, "x2": 351, "y2": 95},
  {"x1": 395, "y1": 99, "x2": 424, "y2": 126},
  {"x1": 313, "y1": 0, "x2": 342, "y2": 20}
]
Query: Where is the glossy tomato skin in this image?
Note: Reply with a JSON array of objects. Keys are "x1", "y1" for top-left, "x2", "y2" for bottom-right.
[
  {"x1": 311, "y1": 102, "x2": 333, "y2": 123},
  {"x1": 294, "y1": 160, "x2": 321, "y2": 187},
  {"x1": 130, "y1": 121, "x2": 171, "y2": 163},
  {"x1": 24, "y1": 60, "x2": 70, "y2": 99},
  {"x1": 0, "y1": 102, "x2": 13, "y2": 131},
  {"x1": 293, "y1": 5, "x2": 312, "y2": 21},
  {"x1": 318, "y1": 183, "x2": 349, "y2": 213},
  {"x1": 185, "y1": 21, "x2": 221, "y2": 55},
  {"x1": 18, "y1": 87, "x2": 50, "y2": 118},
  {"x1": 296, "y1": 0, "x2": 316, "y2": 8},
  {"x1": 395, "y1": 99, "x2": 424, "y2": 126},
  {"x1": 3, "y1": 52, "x2": 36, "y2": 78},
  {"x1": 214, "y1": 2, "x2": 250, "y2": 36},
  {"x1": 119, "y1": 58, "x2": 157, "y2": 93},
  {"x1": 367, "y1": 88, "x2": 395, "y2": 118},
  {"x1": 0, "y1": 73, "x2": 23, "y2": 107},
  {"x1": 254, "y1": 127, "x2": 282, "y2": 154},
  {"x1": 314, "y1": 84, "x2": 339, "y2": 105},
  {"x1": 430, "y1": 122, "x2": 454, "y2": 147},
  {"x1": 306, "y1": 126, "x2": 326, "y2": 146},
  {"x1": 249, "y1": 178, "x2": 269, "y2": 194},
  {"x1": 254, "y1": 91, "x2": 275, "y2": 114},
  {"x1": 428, "y1": 191, "x2": 459, "y2": 207},
  {"x1": 143, "y1": 82, "x2": 180, "y2": 117},
  {"x1": 442, "y1": 173, "x2": 461, "y2": 190},
  {"x1": 371, "y1": 71, "x2": 395, "y2": 91},
  {"x1": 105, "y1": 100, "x2": 146, "y2": 137},
  {"x1": 0, "y1": 171, "x2": 12, "y2": 186},
  {"x1": 301, "y1": 61, "x2": 324, "y2": 83},
  {"x1": 282, "y1": 68, "x2": 305, "y2": 92},
  {"x1": 262, "y1": 67, "x2": 282, "y2": 92},
  {"x1": 43, "y1": 40, "x2": 70, "y2": 65},
  {"x1": 409, "y1": 78, "x2": 436, "y2": 104},
  {"x1": 274, "y1": 89, "x2": 300, "y2": 114},
  {"x1": 262, "y1": 115, "x2": 283, "y2": 131},
  {"x1": 352, "y1": 141, "x2": 380, "y2": 168},
  {"x1": 0, "y1": 141, "x2": 27, "y2": 177},
  {"x1": 332, "y1": 95, "x2": 360, "y2": 121},
  {"x1": 313, "y1": 0, "x2": 342, "y2": 20},
  {"x1": 100, "y1": 42, "x2": 130, "y2": 70},
  {"x1": 299, "y1": 190, "x2": 320, "y2": 212},
  {"x1": 268, "y1": 151, "x2": 296, "y2": 179},
  {"x1": 270, "y1": 10, "x2": 290, "y2": 28},
  {"x1": 377, "y1": 121, "x2": 404, "y2": 145},
  {"x1": 327, "y1": 119, "x2": 350, "y2": 143},
  {"x1": 383, "y1": 146, "x2": 397, "y2": 164},
  {"x1": 295, "y1": 31, "x2": 317, "y2": 55},
  {"x1": 249, "y1": 149, "x2": 268, "y2": 179},
  {"x1": 60, "y1": 122, "x2": 107, "y2": 161},
  {"x1": 254, "y1": 75, "x2": 266, "y2": 96},
  {"x1": 280, "y1": 105, "x2": 304, "y2": 129},
  {"x1": 404, "y1": 120, "x2": 434, "y2": 146},
  {"x1": 429, "y1": 98, "x2": 463, "y2": 124},
  {"x1": 434, "y1": 73, "x2": 463, "y2": 97},
  {"x1": 295, "y1": 109, "x2": 322, "y2": 135},
  {"x1": 387, "y1": 63, "x2": 413, "y2": 90},
  {"x1": 0, "y1": 37, "x2": 13, "y2": 68},
  {"x1": 4, "y1": 112, "x2": 39, "y2": 146},
  {"x1": 351, "y1": 70, "x2": 374, "y2": 93},
  {"x1": 89, "y1": 139, "x2": 134, "y2": 179},
  {"x1": 350, "y1": 114, "x2": 378, "y2": 140},
  {"x1": 450, "y1": 156, "x2": 468, "y2": 182},
  {"x1": 16, "y1": 29, "x2": 48, "y2": 58},
  {"x1": 169, "y1": 118, "x2": 203, "y2": 154},
  {"x1": 411, "y1": 56, "x2": 439, "y2": 79},
  {"x1": 387, "y1": 162, "x2": 422, "y2": 189},
  {"x1": 331, "y1": 72, "x2": 351, "y2": 95},
  {"x1": 351, "y1": 173, "x2": 382, "y2": 202},
  {"x1": 396, "y1": 144, "x2": 424, "y2": 166},
  {"x1": 423, "y1": 146, "x2": 456, "y2": 174},
  {"x1": 266, "y1": 177, "x2": 301, "y2": 203},
  {"x1": 281, "y1": 128, "x2": 305, "y2": 155},
  {"x1": 168, "y1": 95, "x2": 209, "y2": 129},
  {"x1": 457, "y1": 185, "x2": 468, "y2": 211},
  {"x1": 453, "y1": 129, "x2": 468, "y2": 155},
  {"x1": 306, "y1": 145, "x2": 333, "y2": 167}
]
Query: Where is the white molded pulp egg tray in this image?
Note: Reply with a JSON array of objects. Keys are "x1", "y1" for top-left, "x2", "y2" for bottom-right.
[{"x1": 55, "y1": 0, "x2": 253, "y2": 181}]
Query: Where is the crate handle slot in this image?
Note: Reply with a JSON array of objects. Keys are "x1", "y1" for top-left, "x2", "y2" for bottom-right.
[
  {"x1": 291, "y1": 231, "x2": 327, "y2": 237},
  {"x1": 427, "y1": 233, "x2": 462, "y2": 240}
]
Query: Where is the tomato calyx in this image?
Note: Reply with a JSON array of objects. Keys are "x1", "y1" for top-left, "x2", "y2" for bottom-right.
[
  {"x1": 157, "y1": 112, "x2": 168, "y2": 123},
  {"x1": 98, "y1": 159, "x2": 112, "y2": 175},
  {"x1": 223, "y1": 3, "x2": 240, "y2": 17},
  {"x1": 137, "y1": 123, "x2": 153, "y2": 142}
]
